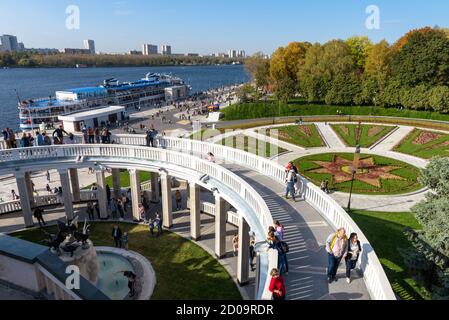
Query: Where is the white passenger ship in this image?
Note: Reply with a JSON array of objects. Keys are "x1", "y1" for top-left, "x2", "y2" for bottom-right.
[{"x1": 18, "y1": 73, "x2": 190, "y2": 130}]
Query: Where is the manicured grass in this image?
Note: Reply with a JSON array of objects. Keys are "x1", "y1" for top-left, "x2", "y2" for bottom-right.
[
  {"x1": 330, "y1": 124, "x2": 396, "y2": 148},
  {"x1": 222, "y1": 100, "x2": 449, "y2": 122},
  {"x1": 84, "y1": 170, "x2": 153, "y2": 190},
  {"x1": 394, "y1": 128, "x2": 449, "y2": 159},
  {"x1": 348, "y1": 210, "x2": 430, "y2": 300},
  {"x1": 219, "y1": 135, "x2": 287, "y2": 158},
  {"x1": 12, "y1": 222, "x2": 242, "y2": 300},
  {"x1": 295, "y1": 153, "x2": 422, "y2": 195},
  {"x1": 267, "y1": 124, "x2": 325, "y2": 148}
]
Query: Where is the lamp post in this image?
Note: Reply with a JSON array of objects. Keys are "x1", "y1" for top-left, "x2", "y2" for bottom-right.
[{"x1": 347, "y1": 122, "x2": 362, "y2": 212}]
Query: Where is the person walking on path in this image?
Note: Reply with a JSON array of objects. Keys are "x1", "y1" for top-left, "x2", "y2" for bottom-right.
[
  {"x1": 148, "y1": 219, "x2": 155, "y2": 238},
  {"x1": 175, "y1": 190, "x2": 182, "y2": 211},
  {"x1": 110, "y1": 198, "x2": 119, "y2": 220},
  {"x1": 344, "y1": 233, "x2": 362, "y2": 284},
  {"x1": 155, "y1": 213, "x2": 163, "y2": 237},
  {"x1": 46, "y1": 170, "x2": 51, "y2": 183},
  {"x1": 117, "y1": 199, "x2": 125, "y2": 220},
  {"x1": 112, "y1": 225, "x2": 123, "y2": 248},
  {"x1": 285, "y1": 169, "x2": 297, "y2": 201},
  {"x1": 122, "y1": 232, "x2": 129, "y2": 251},
  {"x1": 274, "y1": 220, "x2": 285, "y2": 241},
  {"x1": 326, "y1": 228, "x2": 348, "y2": 283},
  {"x1": 276, "y1": 239, "x2": 289, "y2": 276},
  {"x1": 33, "y1": 208, "x2": 46, "y2": 227},
  {"x1": 52, "y1": 125, "x2": 69, "y2": 145},
  {"x1": 87, "y1": 202, "x2": 95, "y2": 221},
  {"x1": 249, "y1": 232, "x2": 256, "y2": 272},
  {"x1": 269, "y1": 268, "x2": 286, "y2": 301},
  {"x1": 232, "y1": 234, "x2": 239, "y2": 256}
]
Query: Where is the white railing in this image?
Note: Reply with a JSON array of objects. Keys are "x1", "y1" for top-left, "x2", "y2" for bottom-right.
[
  {"x1": 200, "y1": 202, "x2": 240, "y2": 227},
  {"x1": 0, "y1": 144, "x2": 275, "y2": 300},
  {"x1": 91, "y1": 134, "x2": 396, "y2": 300},
  {"x1": 0, "y1": 133, "x2": 396, "y2": 299}
]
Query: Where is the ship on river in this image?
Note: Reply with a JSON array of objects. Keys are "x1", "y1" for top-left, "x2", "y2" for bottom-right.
[{"x1": 18, "y1": 73, "x2": 190, "y2": 130}]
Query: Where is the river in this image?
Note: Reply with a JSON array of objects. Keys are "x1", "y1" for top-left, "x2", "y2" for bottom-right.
[{"x1": 0, "y1": 65, "x2": 248, "y2": 131}]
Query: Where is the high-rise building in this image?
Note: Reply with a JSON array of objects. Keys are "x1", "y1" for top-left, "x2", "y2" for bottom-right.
[
  {"x1": 83, "y1": 40, "x2": 96, "y2": 54},
  {"x1": 228, "y1": 49, "x2": 238, "y2": 58},
  {"x1": 238, "y1": 50, "x2": 246, "y2": 58},
  {"x1": 161, "y1": 45, "x2": 172, "y2": 56},
  {"x1": 0, "y1": 35, "x2": 19, "y2": 52},
  {"x1": 142, "y1": 44, "x2": 158, "y2": 55}
]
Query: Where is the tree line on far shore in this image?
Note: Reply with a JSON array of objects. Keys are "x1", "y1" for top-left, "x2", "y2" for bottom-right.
[
  {"x1": 243, "y1": 26, "x2": 449, "y2": 113},
  {"x1": 0, "y1": 52, "x2": 244, "y2": 68}
]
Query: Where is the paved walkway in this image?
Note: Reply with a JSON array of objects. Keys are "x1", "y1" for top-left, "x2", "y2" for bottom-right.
[
  {"x1": 315, "y1": 123, "x2": 346, "y2": 149},
  {"x1": 207, "y1": 122, "x2": 428, "y2": 213},
  {"x1": 221, "y1": 163, "x2": 370, "y2": 300},
  {"x1": 371, "y1": 126, "x2": 415, "y2": 152}
]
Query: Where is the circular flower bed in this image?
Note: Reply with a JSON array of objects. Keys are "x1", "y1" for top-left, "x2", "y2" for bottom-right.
[{"x1": 295, "y1": 153, "x2": 422, "y2": 195}]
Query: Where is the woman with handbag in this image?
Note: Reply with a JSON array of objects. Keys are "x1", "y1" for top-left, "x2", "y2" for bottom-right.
[{"x1": 344, "y1": 233, "x2": 362, "y2": 284}]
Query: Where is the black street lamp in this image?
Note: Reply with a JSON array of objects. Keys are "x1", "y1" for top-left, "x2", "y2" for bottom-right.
[
  {"x1": 347, "y1": 122, "x2": 362, "y2": 212},
  {"x1": 347, "y1": 144, "x2": 361, "y2": 212}
]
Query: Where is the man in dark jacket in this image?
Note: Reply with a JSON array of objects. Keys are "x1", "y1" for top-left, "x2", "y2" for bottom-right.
[
  {"x1": 52, "y1": 125, "x2": 69, "y2": 145},
  {"x1": 33, "y1": 208, "x2": 46, "y2": 227},
  {"x1": 112, "y1": 225, "x2": 123, "y2": 248}
]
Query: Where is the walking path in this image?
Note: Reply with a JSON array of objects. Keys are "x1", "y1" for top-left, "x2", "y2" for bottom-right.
[
  {"x1": 315, "y1": 123, "x2": 346, "y2": 149},
  {"x1": 371, "y1": 126, "x2": 415, "y2": 152},
  {"x1": 221, "y1": 163, "x2": 370, "y2": 300},
  {"x1": 204, "y1": 122, "x2": 430, "y2": 212}
]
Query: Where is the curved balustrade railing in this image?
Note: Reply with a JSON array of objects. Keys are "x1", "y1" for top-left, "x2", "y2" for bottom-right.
[
  {"x1": 0, "y1": 144, "x2": 275, "y2": 300},
  {"x1": 91, "y1": 134, "x2": 397, "y2": 300}
]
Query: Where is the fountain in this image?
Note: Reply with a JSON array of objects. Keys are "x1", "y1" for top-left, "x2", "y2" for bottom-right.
[{"x1": 43, "y1": 217, "x2": 141, "y2": 300}]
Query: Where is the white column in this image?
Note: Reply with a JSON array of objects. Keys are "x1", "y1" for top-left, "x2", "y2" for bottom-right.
[
  {"x1": 151, "y1": 172, "x2": 160, "y2": 203},
  {"x1": 15, "y1": 173, "x2": 34, "y2": 228},
  {"x1": 25, "y1": 172, "x2": 35, "y2": 208},
  {"x1": 189, "y1": 182, "x2": 201, "y2": 241},
  {"x1": 58, "y1": 169, "x2": 74, "y2": 221},
  {"x1": 129, "y1": 169, "x2": 141, "y2": 222},
  {"x1": 96, "y1": 169, "x2": 108, "y2": 219},
  {"x1": 112, "y1": 168, "x2": 121, "y2": 199},
  {"x1": 161, "y1": 173, "x2": 173, "y2": 228},
  {"x1": 69, "y1": 168, "x2": 80, "y2": 202},
  {"x1": 215, "y1": 194, "x2": 227, "y2": 259},
  {"x1": 237, "y1": 215, "x2": 250, "y2": 286}
]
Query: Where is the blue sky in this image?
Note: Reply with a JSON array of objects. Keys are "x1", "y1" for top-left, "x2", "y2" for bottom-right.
[{"x1": 0, "y1": 0, "x2": 447, "y2": 55}]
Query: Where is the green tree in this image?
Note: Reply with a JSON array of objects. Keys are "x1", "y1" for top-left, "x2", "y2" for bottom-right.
[
  {"x1": 270, "y1": 42, "x2": 311, "y2": 94},
  {"x1": 298, "y1": 40, "x2": 356, "y2": 104},
  {"x1": 244, "y1": 52, "x2": 270, "y2": 90},
  {"x1": 428, "y1": 86, "x2": 449, "y2": 113},
  {"x1": 391, "y1": 28, "x2": 449, "y2": 87},
  {"x1": 402, "y1": 157, "x2": 449, "y2": 299},
  {"x1": 345, "y1": 36, "x2": 373, "y2": 72},
  {"x1": 274, "y1": 76, "x2": 296, "y2": 103},
  {"x1": 236, "y1": 83, "x2": 260, "y2": 103}
]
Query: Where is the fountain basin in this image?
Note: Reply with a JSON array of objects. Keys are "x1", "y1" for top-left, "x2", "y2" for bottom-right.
[{"x1": 96, "y1": 252, "x2": 135, "y2": 300}]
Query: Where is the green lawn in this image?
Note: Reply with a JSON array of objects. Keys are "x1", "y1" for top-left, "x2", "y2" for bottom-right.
[
  {"x1": 349, "y1": 210, "x2": 430, "y2": 300},
  {"x1": 394, "y1": 128, "x2": 449, "y2": 159},
  {"x1": 220, "y1": 135, "x2": 287, "y2": 158},
  {"x1": 12, "y1": 222, "x2": 242, "y2": 300},
  {"x1": 295, "y1": 153, "x2": 422, "y2": 195},
  {"x1": 222, "y1": 100, "x2": 449, "y2": 122},
  {"x1": 268, "y1": 124, "x2": 325, "y2": 148},
  {"x1": 84, "y1": 170, "x2": 153, "y2": 190},
  {"x1": 331, "y1": 124, "x2": 396, "y2": 148}
]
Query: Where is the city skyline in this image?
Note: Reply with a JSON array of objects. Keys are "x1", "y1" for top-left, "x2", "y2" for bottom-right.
[{"x1": 0, "y1": 0, "x2": 448, "y2": 55}]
